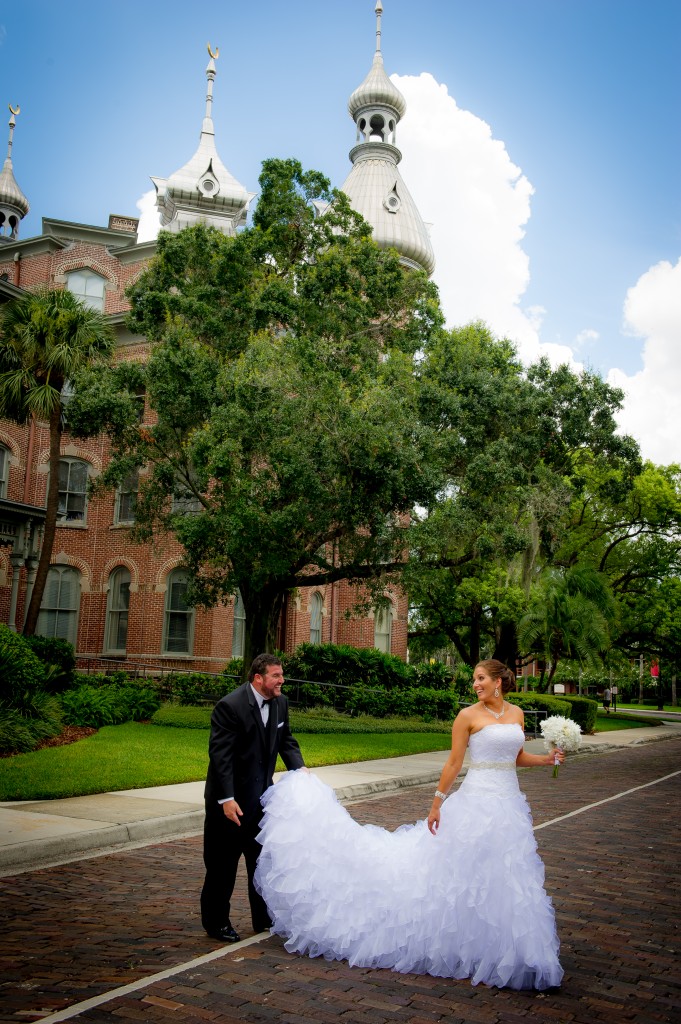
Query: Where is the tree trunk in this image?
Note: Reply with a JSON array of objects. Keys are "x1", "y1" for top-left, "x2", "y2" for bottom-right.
[
  {"x1": 448, "y1": 628, "x2": 472, "y2": 667},
  {"x1": 23, "y1": 407, "x2": 62, "y2": 636},
  {"x1": 493, "y1": 621, "x2": 518, "y2": 668},
  {"x1": 467, "y1": 606, "x2": 481, "y2": 667},
  {"x1": 546, "y1": 658, "x2": 559, "y2": 692},
  {"x1": 241, "y1": 586, "x2": 288, "y2": 680},
  {"x1": 537, "y1": 660, "x2": 548, "y2": 692}
]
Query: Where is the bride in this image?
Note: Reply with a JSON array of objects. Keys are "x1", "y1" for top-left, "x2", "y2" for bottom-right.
[{"x1": 254, "y1": 660, "x2": 565, "y2": 990}]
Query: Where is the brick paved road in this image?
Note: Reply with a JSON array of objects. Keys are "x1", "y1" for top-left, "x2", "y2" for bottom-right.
[{"x1": 1, "y1": 738, "x2": 679, "y2": 1024}]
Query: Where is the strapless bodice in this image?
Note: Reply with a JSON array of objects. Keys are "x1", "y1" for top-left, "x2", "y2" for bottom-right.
[{"x1": 467, "y1": 723, "x2": 524, "y2": 767}]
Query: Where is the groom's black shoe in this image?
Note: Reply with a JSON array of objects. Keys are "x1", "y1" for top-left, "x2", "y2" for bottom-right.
[{"x1": 206, "y1": 923, "x2": 240, "y2": 943}]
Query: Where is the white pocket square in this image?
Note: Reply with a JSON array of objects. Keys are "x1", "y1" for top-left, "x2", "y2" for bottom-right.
[{"x1": 277, "y1": 722, "x2": 284, "y2": 728}]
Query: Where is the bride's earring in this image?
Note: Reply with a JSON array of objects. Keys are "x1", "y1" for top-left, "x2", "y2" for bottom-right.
[{"x1": 494, "y1": 688, "x2": 499, "y2": 697}]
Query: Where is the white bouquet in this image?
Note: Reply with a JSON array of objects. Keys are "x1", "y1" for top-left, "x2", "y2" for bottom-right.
[{"x1": 540, "y1": 715, "x2": 582, "y2": 778}]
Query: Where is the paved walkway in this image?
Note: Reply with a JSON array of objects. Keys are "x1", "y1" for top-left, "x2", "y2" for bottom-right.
[
  {"x1": 0, "y1": 726, "x2": 679, "y2": 1024},
  {"x1": 1, "y1": 722, "x2": 678, "y2": 875}
]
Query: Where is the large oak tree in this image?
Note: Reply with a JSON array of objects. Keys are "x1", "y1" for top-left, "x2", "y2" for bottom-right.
[{"x1": 69, "y1": 159, "x2": 443, "y2": 666}]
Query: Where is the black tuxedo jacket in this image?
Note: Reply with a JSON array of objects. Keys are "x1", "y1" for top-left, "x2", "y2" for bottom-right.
[{"x1": 204, "y1": 682, "x2": 304, "y2": 824}]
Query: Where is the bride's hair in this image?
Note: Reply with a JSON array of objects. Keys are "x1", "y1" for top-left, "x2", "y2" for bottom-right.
[{"x1": 476, "y1": 659, "x2": 516, "y2": 693}]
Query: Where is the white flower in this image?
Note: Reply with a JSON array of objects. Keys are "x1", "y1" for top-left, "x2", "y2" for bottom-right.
[{"x1": 540, "y1": 715, "x2": 582, "y2": 753}]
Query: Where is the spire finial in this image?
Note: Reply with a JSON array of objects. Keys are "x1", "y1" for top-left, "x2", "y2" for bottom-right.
[
  {"x1": 375, "y1": 1, "x2": 383, "y2": 56},
  {"x1": 7, "y1": 104, "x2": 19, "y2": 160},
  {"x1": 203, "y1": 44, "x2": 218, "y2": 135}
]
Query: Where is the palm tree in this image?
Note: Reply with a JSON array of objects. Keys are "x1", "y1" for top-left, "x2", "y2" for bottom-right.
[
  {"x1": 0, "y1": 288, "x2": 115, "y2": 635},
  {"x1": 518, "y1": 566, "x2": 616, "y2": 690}
]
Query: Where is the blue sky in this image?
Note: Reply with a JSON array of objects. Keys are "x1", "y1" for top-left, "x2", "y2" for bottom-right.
[{"x1": 2, "y1": 0, "x2": 680, "y2": 463}]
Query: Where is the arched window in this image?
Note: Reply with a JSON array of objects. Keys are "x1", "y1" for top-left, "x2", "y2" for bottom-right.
[
  {"x1": 163, "y1": 569, "x2": 194, "y2": 655},
  {"x1": 0, "y1": 445, "x2": 8, "y2": 498},
  {"x1": 114, "y1": 471, "x2": 138, "y2": 525},
  {"x1": 374, "y1": 604, "x2": 393, "y2": 654},
  {"x1": 58, "y1": 458, "x2": 89, "y2": 523},
  {"x1": 37, "y1": 566, "x2": 80, "y2": 645},
  {"x1": 66, "y1": 268, "x2": 106, "y2": 311},
  {"x1": 232, "y1": 590, "x2": 246, "y2": 658},
  {"x1": 310, "y1": 592, "x2": 323, "y2": 645},
  {"x1": 105, "y1": 567, "x2": 130, "y2": 653}
]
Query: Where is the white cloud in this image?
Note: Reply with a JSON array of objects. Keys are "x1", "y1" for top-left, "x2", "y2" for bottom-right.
[
  {"x1": 575, "y1": 328, "x2": 599, "y2": 349},
  {"x1": 136, "y1": 189, "x2": 161, "y2": 243},
  {"x1": 394, "y1": 73, "x2": 581, "y2": 369},
  {"x1": 608, "y1": 258, "x2": 681, "y2": 465}
]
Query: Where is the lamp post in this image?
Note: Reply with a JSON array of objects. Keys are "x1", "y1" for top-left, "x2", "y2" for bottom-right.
[{"x1": 651, "y1": 660, "x2": 663, "y2": 711}]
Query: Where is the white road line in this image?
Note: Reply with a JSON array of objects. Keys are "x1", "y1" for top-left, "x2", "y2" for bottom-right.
[
  {"x1": 34, "y1": 932, "x2": 268, "y2": 1023},
  {"x1": 533, "y1": 769, "x2": 681, "y2": 831},
  {"x1": 34, "y1": 768, "x2": 681, "y2": 1023}
]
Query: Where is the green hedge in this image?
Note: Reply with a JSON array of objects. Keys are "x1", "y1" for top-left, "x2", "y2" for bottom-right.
[
  {"x1": 506, "y1": 693, "x2": 571, "y2": 717},
  {"x1": 560, "y1": 695, "x2": 599, "y2": 734},
  {"x1": 344, "y1": 684, "x2": 457, "y2": 720},
  {"x1": 289, "y1": 710, "x2": 452, "y2": 734},
  {"x1": 149, "y1": 703, "x2": 452, "y2": 734},
  {"x1": 151, "y1": 704, "x2": 213, "y2": 728},
  {"x1": 282, "y1": 643, "x2": 415, "y2": 690}
]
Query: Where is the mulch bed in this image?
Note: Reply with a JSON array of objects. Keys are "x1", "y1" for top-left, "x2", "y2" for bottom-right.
[
  {"x1": 0, "y1": 725, "x2": 98, "y2": 758},
  {"x1": 36, "y1": 725, "x2": 98, "y2": 749}
]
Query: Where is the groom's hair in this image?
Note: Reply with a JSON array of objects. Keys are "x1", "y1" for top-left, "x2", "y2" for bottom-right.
[
  {"x1": 476, "y1": 659, "x2": 516, "y2": 693},
  {"x1": 248, "y1": 653, "x2": 283, "y2": 682}
]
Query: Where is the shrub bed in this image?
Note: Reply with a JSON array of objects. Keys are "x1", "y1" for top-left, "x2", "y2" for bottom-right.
[
  {"x1": 61, "y1": 682, "x2": 161, "y2": 728},
  {"x1": 0, "y1": 625, "x2": 64, "y2": 754},
  {"x1": 166, "y1": 672, "x2": 238, "y2": 706},
  {"x1": 25, "y1": 636, "x2": 76, "y2": 691}
]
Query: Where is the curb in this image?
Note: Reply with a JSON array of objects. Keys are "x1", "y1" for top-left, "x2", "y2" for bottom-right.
[
  {"x1": 2, "y1": 727, "x2": 678, "y2": 874},
  {"x1": 0, "y1": 810, "x2": 206, "y2": 873}
]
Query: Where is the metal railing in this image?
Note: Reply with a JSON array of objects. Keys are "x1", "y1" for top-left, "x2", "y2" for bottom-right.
[
  {"x1": 75, "y1": 657, "x2": 228, "y2": 680},
  {"x1": 72, "y1": 661, "x2": 457, "y2": 717}
]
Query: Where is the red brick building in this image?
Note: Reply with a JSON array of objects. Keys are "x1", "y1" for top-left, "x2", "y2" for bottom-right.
[{"x1": 0, "y1": 12, "x2": 432, "y2": 671}]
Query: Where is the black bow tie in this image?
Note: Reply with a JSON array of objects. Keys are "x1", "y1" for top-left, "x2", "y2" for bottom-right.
[{"x1": 261, "y1": 698, "x2": 273, "y2": 706}]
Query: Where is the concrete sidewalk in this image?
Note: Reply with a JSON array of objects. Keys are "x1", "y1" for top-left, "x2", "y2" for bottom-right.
[{"x1": 1, "y1": 721, "x2": 679, "y2": 876}]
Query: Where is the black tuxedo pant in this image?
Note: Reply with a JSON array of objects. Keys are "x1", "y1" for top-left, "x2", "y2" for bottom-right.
[{"x1": 201, "y1": 801, "x2": 270, "y2": 934}]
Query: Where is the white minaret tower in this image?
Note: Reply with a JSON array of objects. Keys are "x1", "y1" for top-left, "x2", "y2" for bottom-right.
[
  {"x1": 341, "y1": 1, "x2": 435, "y2": 275},
  {"x1": 0, "y1": 104, "x2": 30, "y2": 243},
  {"x1": 151, "y1": 45, "x2": 254, "y2": 235}
]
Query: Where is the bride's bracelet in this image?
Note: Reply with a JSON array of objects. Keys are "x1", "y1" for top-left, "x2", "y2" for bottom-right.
[{"x1": 434, "y1": 789, "x2": 447, "y2": 801}]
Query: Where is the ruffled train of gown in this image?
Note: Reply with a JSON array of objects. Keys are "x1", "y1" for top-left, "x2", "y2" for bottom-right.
[{"x1": 254, "y1": 723, "x2": 563, "y2": 989}]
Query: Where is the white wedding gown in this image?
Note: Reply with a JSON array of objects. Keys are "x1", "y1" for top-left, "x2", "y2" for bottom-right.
[{"x1": 254, "y1": 722, "x2": 563, "y2": 989}]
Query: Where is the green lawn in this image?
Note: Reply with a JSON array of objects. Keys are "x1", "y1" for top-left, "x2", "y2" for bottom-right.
[
  {"x1": 594, "y1": 710, "x2": 664, "y2": 732},
  {"x1": 605, "y1": 702, "x2": 679, "y2": 714},
  {"x1": 1, "y1": 704, "x2": 667, "y2": 802},
  {"x1": 0, "y1": 722, "x2": 453, "y2": 801}
]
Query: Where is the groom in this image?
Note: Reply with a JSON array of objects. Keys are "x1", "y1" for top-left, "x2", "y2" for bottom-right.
[{"x1": 201, "y1": 653, "x2": 305, "y2": 942}]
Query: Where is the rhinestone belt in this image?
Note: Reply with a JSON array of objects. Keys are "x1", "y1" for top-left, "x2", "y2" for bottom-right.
[{"x1": 468, "y1": 761, "x2": 516, "y2": 771}]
